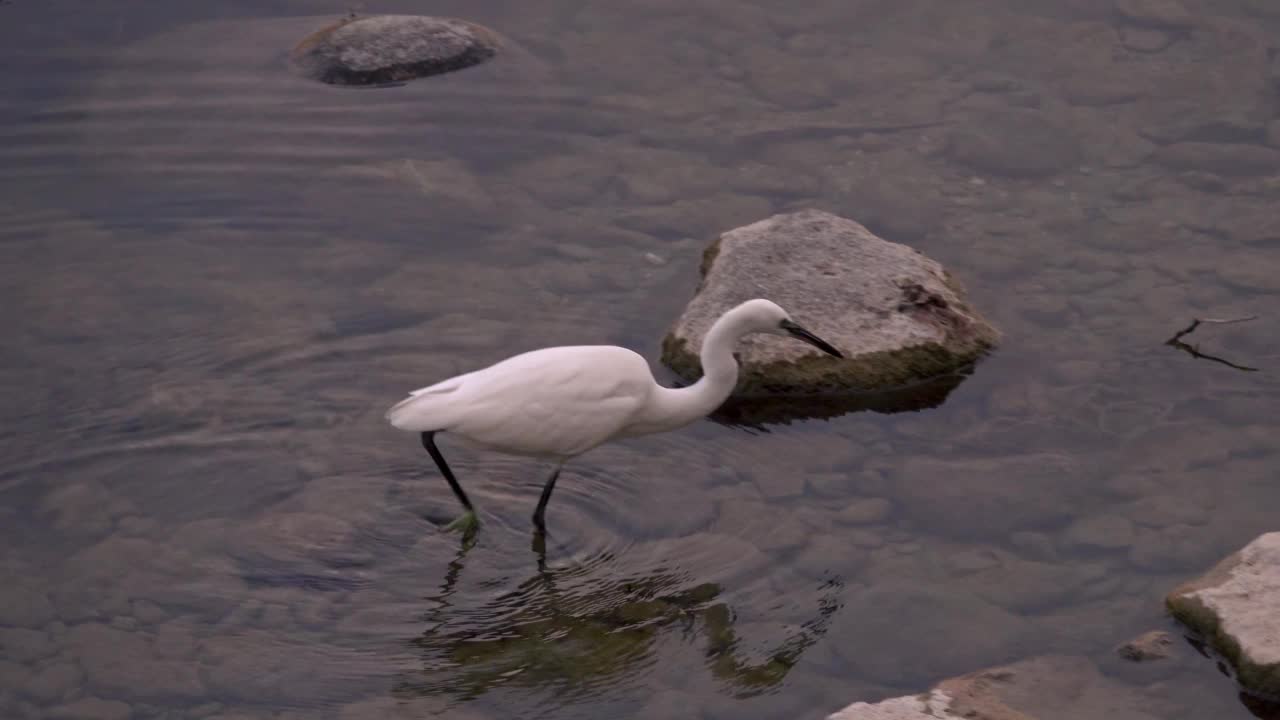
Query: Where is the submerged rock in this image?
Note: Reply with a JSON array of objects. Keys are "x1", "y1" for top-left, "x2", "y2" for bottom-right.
[
  {"x1": 290, "y1": 14, "x2": 500, "y2": 87},
  {"x1": 228, "y1": 512, "x2": 371, "y2": 570},
  {"x1": 0, "y1": 584, "x2": 55, "y2": 628},
  {"x1": 1166, "y1": 532, "x2": 1280, "y2": 697},
  {"x1": 67, "y1": 622, "x2": 205, "y2": 700},
  {"x1": 889, "y1": 454, "x2": 1081, "y2": 540},
  {"x1": 1119, "y1": 26, "x2": 1176, "y2": 53},
  {"x1": 947, "y1": 110, "x2": 1080, "y2": 178},
  {"x1": 825, "y1": 584, "x2": 1029, "y2": 685},
  {"x1": 1114, "y1": 0, "x2": 1196, "y2": 29},
  {"x1": 1153, "y1": 143, "x2": 1280, "y2": 176},
  {"x1": 1063, "y1": 513, "x2": 1136, "y2": 551},
  {"x1": 1116, "y1": 630, "x2": 1177, "y2": 662},
  {"x1": 47, "y1": 697, "x2": 133, "y2": 720},
  {"x1": 662, "y1": 210, "x2": 998, "y2": 401}
]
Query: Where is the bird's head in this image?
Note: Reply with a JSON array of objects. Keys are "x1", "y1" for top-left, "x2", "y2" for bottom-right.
[{"x1": 734, "y1": 299, "x2": 844, "y2": 358}]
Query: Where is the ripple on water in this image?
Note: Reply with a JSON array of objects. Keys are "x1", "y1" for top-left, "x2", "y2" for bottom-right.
[
  {"x1": 362, "y1": 437, "x2": 846, "y2": 714},
  {"x1": 0, "y1": 14, "x2": 649, "y2": 192},
  {"x1": 371, "y1": 456, "x2": 666, "y2": 708}
]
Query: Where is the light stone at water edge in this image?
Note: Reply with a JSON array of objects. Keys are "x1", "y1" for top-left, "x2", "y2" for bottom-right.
[
  {"x1": 828, "y1": 655, "x2": 1164, "y2": 719},
  {"x1": 1166, "y1": 531, "x2": 1280, "y2": 697}
]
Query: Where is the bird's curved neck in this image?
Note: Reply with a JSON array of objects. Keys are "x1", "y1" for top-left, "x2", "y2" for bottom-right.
[{"x1": 647, "y1": 312, "x2": 743, "y2": 432}]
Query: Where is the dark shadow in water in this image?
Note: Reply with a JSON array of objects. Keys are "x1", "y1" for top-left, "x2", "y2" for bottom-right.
[
  {"x1": 395, "y1": 537, "x2": 843, "y2": 709},
  {"x1": 1241, "y1": 693, "x2": 1280, "y2": 720},
  {"x1": 707, "y1": 370, "x2": 971, "y2": 430},
  {"x1": 242, "y1": 571, "x2": 368, "y2": 592},
  {"x1": 1183, "y1": 633, "x2": 1280, "y2": 719}
]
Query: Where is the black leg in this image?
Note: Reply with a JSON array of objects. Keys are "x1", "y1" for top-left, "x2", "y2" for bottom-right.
[
  {"x1": 421, "y1": 432, "x2": 474, "y2": 513},
  {"x1": 532, "y1": 465, "x2": 562, "y2": 533}
]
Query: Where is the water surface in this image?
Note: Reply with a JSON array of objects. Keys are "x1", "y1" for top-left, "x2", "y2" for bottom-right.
[{"x1": 2, "y1": 1, "x2": 1279, "y2": 719}]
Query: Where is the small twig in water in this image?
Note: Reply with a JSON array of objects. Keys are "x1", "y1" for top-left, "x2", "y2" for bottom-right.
[{"x1": 1165, "y1": 315, "x2": 1260, "y2": 372}]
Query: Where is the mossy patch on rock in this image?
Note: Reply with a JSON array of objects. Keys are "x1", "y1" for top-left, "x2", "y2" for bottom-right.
[{"x1": 1166, "y1": 532, "x2": 1280, "y2": 699}]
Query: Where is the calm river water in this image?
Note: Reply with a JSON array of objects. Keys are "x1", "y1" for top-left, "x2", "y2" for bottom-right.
[{"x1": 2, "y1": 1, "x2": 1278, "y2": 719}]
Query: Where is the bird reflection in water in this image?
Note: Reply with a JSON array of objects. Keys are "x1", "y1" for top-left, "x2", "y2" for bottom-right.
[{"x1": 395, "y1": 538, "x2": 843, "y2": 706}]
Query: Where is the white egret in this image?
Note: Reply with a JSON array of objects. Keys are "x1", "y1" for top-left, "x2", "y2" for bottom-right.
[{"x1": 386, "y1": 298, "x2": 843, "y2": 534}]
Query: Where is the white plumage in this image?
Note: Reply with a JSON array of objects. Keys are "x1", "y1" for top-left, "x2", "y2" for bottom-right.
[
  {"x1": 387, "y1": 346, "x2": 652, "y2": 457},
  {"x1": 386, "y1": 298, "x2": 843, "y2": 535}
]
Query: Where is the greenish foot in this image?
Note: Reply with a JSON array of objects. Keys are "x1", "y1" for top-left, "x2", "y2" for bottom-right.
[{"x1": 444, "y1": 510, "x2": 479, "y2": 535}]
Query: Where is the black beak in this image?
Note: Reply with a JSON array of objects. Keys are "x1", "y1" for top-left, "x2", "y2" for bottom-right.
[{"x1": 780, "y1": 319, "x2": 844, "y2": 359}]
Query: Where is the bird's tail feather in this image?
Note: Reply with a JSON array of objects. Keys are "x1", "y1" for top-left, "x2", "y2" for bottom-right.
[
  {"x1": 385, "y1": 373, "x2": 473, "y2": 431},
  {"x1": 385, "y1": 392, "x2": 452, "y2": 431}
]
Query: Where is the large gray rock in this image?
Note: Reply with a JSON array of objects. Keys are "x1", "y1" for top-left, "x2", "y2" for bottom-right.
[
  {"x1": 290, "y1": 15, "x2": 500, "y2": 86},
  {"x1": 828, "y1": 655, "x2": 1164, "y2": 720},
  {"x1": 662, "y1": 210, "x2": 998, "y2": 398},
  {"x1": 1167, "y1": 532, "x2": 1280, "y2": 697}
]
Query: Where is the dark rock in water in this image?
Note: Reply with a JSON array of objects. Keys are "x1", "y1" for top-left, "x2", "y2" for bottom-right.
[
  {"x1": 290, "y1": 15, "x2": 500, "y2": 87},
  {"x1": 1116, "y1": 630, "x2": 1177, "y2": 662}
]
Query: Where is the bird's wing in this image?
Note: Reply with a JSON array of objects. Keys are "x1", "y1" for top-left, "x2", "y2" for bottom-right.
[
  {"x1": 385, "y1": 371, "x2": 477, "y2": 430},
  {"x1": 408, "y1": 371, "x2": 476, "y2": 397},
  {"x1": 446, "y1": 346, "x2": 654, "y2": 457}
]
